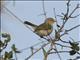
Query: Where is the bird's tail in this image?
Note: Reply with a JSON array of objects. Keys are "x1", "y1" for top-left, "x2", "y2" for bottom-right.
[{"x1": 24, "y1": 21, "x2": 37, "y2": 28}]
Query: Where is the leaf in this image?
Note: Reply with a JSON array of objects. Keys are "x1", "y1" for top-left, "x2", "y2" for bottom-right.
[
  {"x1": 4, "y1": 51, "x2": 8, "y2": 59},
  {"x1": 57, "y1": 24, "x2": 60, "y2": 27},
  {"x1": 69, "y1": 41, "x2": 79, "y2": 51},
  {"x1": 4, "y1": 39, "x2": 10, "y2": 43},
  {"x1": 71, "y1": 46, "x2": 79, "y2": 51},
  {"x1": 0, "y1": 40, "x2": 4, "y2": 47},
  {"x1": 55, "y1": 30, "x2": 60, "y2": 39},
  {"x1": 4, "y1": 51, "x2": 13, "y2": 59},
  {"x1": 2, "y1": 33, "x2": 8, "y2": 38},
  {"x1": 11, "y1": 44, "x2": 17, "y2": 52},
  {"x1": 61, "y1": 46, "x2": 63, "y2": 50},
  {"x1": 15, "y1": 51, "x2": 21, "y2": 53},
  {"x1": 11, "y1": 44, "x2": 20, "y2": 53},
  {"x1": 69, "y1": 50, "x2": 76, "y2": 55},
  {"x1": 8, "y1": 51, "x2": 13, "y2": 59},
  {"x1": 69, "y1": 41, "x2": 79, "y2": 46},
  {"x1": 42, "y1": 47, "x2": 47, "y2": 56}
]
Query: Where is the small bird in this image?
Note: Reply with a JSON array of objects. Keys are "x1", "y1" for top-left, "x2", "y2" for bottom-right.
[{"x1": 24, "y1": 18, "x2": 56, "y2": 38}]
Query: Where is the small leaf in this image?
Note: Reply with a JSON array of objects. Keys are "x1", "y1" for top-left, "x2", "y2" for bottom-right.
[
  {"x1": 4, "y1": 51, "x2": 8, "y2": 58},
  {"x1": 11, "y1": 44, "x2": 17, "y2": 52},
  {"x1": 0, "y1": 40, "x2": 4, "y2": 47},
  {"x1": 69, "y1": 41, "x2": 79, "y2": 51},
  {"x1": 2, "y1": 33, "x2": 8, "y2": 38},
  {"x1": 69, "y1": 41, "x2": 79, "y2": 46},
  {"x1": 55, "y1": 30, "x2": 60, "y2": 39},
  {"x1": 15, "y1": 51, "x2": 21, "y2": 53},
  {"x1": 69, "y1": 41, "x2": 73, "y2": 46},
  {"x1": 4, "y1": 51, "x2": 13, "y2": 59},
  {"x1": 4, "y1": 40, "x2": 10, "y2": 43},
  {"x1": 71, "y1": 46, "x2": 79, "y2": 51},
  {"x1": 11, "y1": 44, "x2": 20, "y2": 53},
  {"x1": 57, "y1": 24, "x2": 60, "y2": 27},
  {"x1": 8, "y1": 51, "x2": 13, "y2": 59},
  {"x1": 42, "y1": 47, "x2": 47, "y2": 56},
  {"x1": 69, "y1": 50, "x2": 76, "y2": 55}
]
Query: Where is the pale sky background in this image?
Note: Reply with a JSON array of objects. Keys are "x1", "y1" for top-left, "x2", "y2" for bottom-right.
[{"x1": 1, "y1": 1, "x2": 80, "y2": 60}]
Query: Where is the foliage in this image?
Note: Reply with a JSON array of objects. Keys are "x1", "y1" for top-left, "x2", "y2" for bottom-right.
[{"x1": 0, "y1": 33, "x2": 20, "y2": 60}]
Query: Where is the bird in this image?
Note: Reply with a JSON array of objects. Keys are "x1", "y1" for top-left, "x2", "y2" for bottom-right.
[{"x1": 24, "y1": 18, "x2": 56, "y2": 38}]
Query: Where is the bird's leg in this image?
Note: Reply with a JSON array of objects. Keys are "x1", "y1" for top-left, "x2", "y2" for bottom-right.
[{"x1": 40, "y1": 36, "x2": 44, "y2": 38}]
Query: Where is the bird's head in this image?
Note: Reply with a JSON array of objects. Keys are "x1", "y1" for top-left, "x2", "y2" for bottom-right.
[{"x1": 45, "y1": 18, "x2": 56, "y2": 25}]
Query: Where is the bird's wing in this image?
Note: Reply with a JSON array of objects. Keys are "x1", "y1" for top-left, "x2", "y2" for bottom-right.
[{"x1": 35, "y1": 23, "x2": 52, "y2": 31}]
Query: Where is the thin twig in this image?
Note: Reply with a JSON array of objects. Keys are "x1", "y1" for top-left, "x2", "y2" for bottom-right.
[
  {"x1": 15, "y1": 53, "x2": 18, "y2": 60},
  {"x1": 3, "y1": 6, "x2": 33, "y2": 32},
  {"x1": 55, "y1": 43, "x2": 70, "y2": 48},
  {"x1": 25, "y1": 43, "x2": 49, "y2": 60},
  {"x1": 42, "y1": 0, "x2": 47, "y2": 18},
  {"x1": 70, "y1": 14, "x2": 80, "y2": 18},
  {"x1": 47, "y1": 35, "x2": 62, "y2": 60},
  {"x1": 19, "y1": 40, "x2": 47, "y2": 52},
  {"x1": 61, "y1": 25, "x2": 80, "y2": 37},
  {"x1": 66, "y1": 25, "x2": 80, "y2": 32},
  {"x1": 66, "y1": 0, "x2": 70, "y2": 16},
  {"x1": 53, "y1": 8, "x2": 59, "y2": 30},
  {"x1": 54, "y1": 46, "x2": 62, "y2": 60},
  {"x1": 48, "y1": 51, "x2": 69, "y2": 54},
  {"x1": 69, "y1": 4, "x2": 80, "y2": 18}
]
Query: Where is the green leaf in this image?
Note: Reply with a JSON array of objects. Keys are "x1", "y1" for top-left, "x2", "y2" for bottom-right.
[
  {"x1": 11, "y1": 44, "x2": 20, "y2": 53},
  {"x1": 8, "y1": 51, "x2": 13, "y2": 59},
  {"x1": 4, "y1": 51, "x2": 8, "y2": 59},
  {"x1": 2, "y1": 33, "x2": 8, "y2": 38},
  {"x1": 11, "y1": 44, "x2": 17, "y2": 52},
  {"x1": 69, "y1": 41, "x2": 79, "y2": 51},
  {"x1": 0, "y1": 40, "x2": 4, "y2": 47},
  {"x1": 4, "y1": 51, "x2": 13, "y2": 59},
  {"x1": 69, "y1": 41, "x2": 79, "y2": 46},
  {"x1": 42, "y1": 47, "x2": 47, "y2": 56},
  {"x1": 4, "y1": 39, "x2": 10, "y2": 43},
  {"x1": 71, "y1": 46, "x2": 79, "y2": 51}
]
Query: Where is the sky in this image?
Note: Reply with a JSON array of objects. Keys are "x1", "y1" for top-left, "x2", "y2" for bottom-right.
[{"x1": 1, "y1": 1, "x2": 80, "y2": 60}]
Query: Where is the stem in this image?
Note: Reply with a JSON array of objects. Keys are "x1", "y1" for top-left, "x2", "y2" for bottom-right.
[
  {"x1": 42, "y1": 0, "x2": 47, "y2": 18},
  {"x1": 15, "y1": 53, "x2": 18, "y2": 60},
  {"x1": 44, "y1": 54, "x2": 48, "y2": 60},
  {"x1": 4, "y1": 6, "x2": 33, "y2": 32}
]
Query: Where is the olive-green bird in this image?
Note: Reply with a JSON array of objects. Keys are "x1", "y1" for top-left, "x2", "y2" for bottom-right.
[{"x1": 24, "y1": 18, "x2": 56, "y2": 38}]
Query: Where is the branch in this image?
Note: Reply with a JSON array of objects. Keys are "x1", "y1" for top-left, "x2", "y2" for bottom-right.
[
  {"x1": 55, "y1": 43, "x2": 70, "y2": 48},
  {"x1": 53, "y1": 8, "x2": 60, "y2": 30},
  {"x1": 19, "y1": 40, "x2": 47, "y2": 52},
  {"x1": 61, "y1": 25, "x2": 80, "y2": 37},
  {"x1": 48, "y1": 51, "x2": 69, "y2": 54},
  {"x1": 69, "y1": 4, "x2": 80, "y2": 18},
  {"x1": 25, "y1": 43, "x2": 49, "y2": 60},
  {"x1": 66, "y1": 25, "x2": 80, "y2": 32},
  {"x1": 54, "y1": 46, "x2": 62, "y2": 60},
  {"x1": 58, "y1": 1, "x2": 80, "y2": 33},
  {"x1": 70, "y1": 14, "x2": 80, "y2": 18},
  {"x1": 42, "y1": 0, "x2": 47, "y2": 18},
  {"x1": 66, "y1": 0, "x2": 70, "y2": 16},
  {"x1": 3, "y1": 6, "x2": 33, "y2": 32}
]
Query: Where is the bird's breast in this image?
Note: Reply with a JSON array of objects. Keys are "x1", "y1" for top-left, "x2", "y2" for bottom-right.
[{"x1": 35, "y1": 29, "x2": 52, "y2": 36}]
